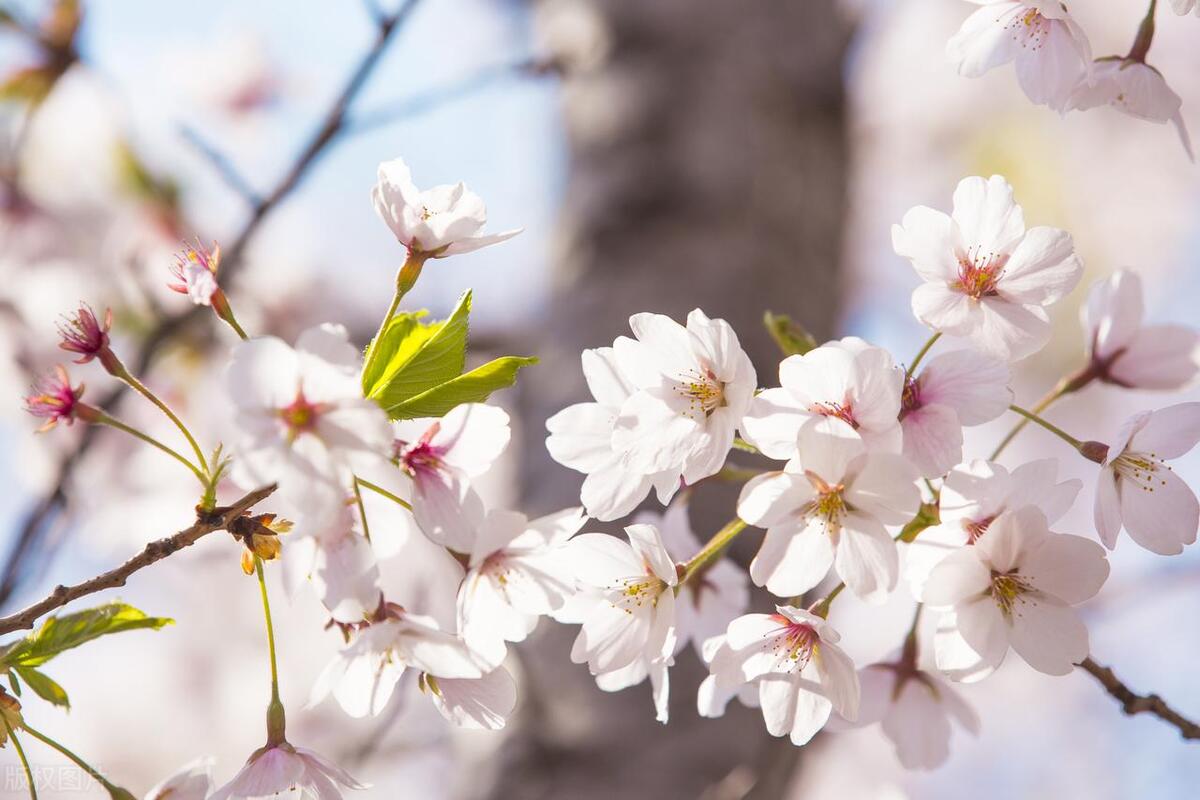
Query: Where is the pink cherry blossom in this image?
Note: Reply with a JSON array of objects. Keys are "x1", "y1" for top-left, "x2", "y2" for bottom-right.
[
  {"x1": 168, "y1": 241, "x2": 221, "y2": 306},
  {"x1": 1080, "y1": 270, "x2": 1199, "y2": 391},
  {"x1": 925, "y1": 507, "x2": 1109, "y2": 681},
  {"x1": 144, "y1": 758, "x2": 213, "y2": 800},
  {"x1": 209, "y1": 743, "x2": 365, "y2": 800},
  {"x1": 1070, "y1": 59, "x2": 1193, "y2": 160},
  {"x1": 56, "y1": 304, "x2": 112, "y2": 364},
  {"x1": 947, "y1": 0, "x2": 1091, "y2": 112},
  {"x1": 899, "y1": 349, "x2": 1011, "y2": 477},
  {"x1": 24, "y1": 365, "x2": 94, "y2": 431},
  {"x1": 892, "y1": 175, "x2": 1083, "y2": 361},
  {"x1": 742, "y1": 337, "x2": 903, "y2": 459},
  {"x1": 1094, "y1": 403, "x2": 1200, "y2": 555}
]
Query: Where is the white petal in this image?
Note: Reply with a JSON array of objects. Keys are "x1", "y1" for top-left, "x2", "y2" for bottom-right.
[
  {"x1": 1128, "y1": 402, "x2": 1200, "y2": 459},
  {"x1": 923, "y1": 548, "x2": 990, "y2": 608},
  {"x1": 1007, "y1": 595, "x2": 1089, "y2": 676},
  {"x1": 891, "y1": 206, "x2": 959, "y2": 282},
  {"x1": 834, "y1": 514, "x2": 899, "y2": 604},
  {"x1": 950, "y1": 175, "x2": 1025, "y2": 255},
  {"x1": 1112, "y1": 326, "x2": 1200, "y2": 390},
  {"x1": 737, "y1": 471, "x2": 813, "y2": 527},
  {"x1": 901, "y1": 404, "x2": 964, "y2": 478},
  {"x1": 740, "y1": 387, "x2": 807, "y2": 460},
  {"x1": 998, "y1": 227, "x2": 1082, "y2": 306},
  {"x1": 1119, "y1": 466, "x2": 1199, "y2": 555},
  {"x1": 1094, "y1": 469, "x2": 1123, "y2": 550},
  {"x1": 1023, "y1": 532, "x2": 1109, "y2": 604},
  {"x1": 427, "y1": 667, "x2": 517, "y2": 730},
  {"x1": 750, "y1": 520, "x2": 835, "y2": 598}
]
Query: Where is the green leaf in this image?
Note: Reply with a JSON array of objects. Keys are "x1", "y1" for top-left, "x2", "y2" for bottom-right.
[
  {"x1": 383, "y1": 356, "x2": 537, "y2": 419},
  {"x1": 14, "y1": 667, "x2": 68, "y2": 709},
  {"x1": 0, "y1": 603, "x2": 173, "y2": 670},
  {"x1": 363, "y1": 291, "x2": 472, "y2": 409},
  {"x1": 7, "y1": 672, "x2": 20, "y2": 697},
  {"x1": 763, "y1": 312, "x2": 818, "y2": 357}
]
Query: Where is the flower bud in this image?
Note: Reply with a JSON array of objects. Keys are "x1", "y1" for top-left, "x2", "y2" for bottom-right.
[
  {"x1": 1079, "y1": 440, "x2": 1111, "y2": 464},
  {"x1": 57, "y1": 304, "x2": 113, "y2": 365}
]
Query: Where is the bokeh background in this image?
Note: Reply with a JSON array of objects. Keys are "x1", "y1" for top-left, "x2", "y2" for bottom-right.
[{"x1": 1, "y1": 0, "x2": 1199, "y2": 797}]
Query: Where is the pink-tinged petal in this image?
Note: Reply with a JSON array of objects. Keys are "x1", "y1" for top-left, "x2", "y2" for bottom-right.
[
  {"x1": 571, "y1": 601, "x2": 652, "y2": 674},
  {"x1": 952, "y1": 596, "x2": 1010, "y2": 672},
  {"x1": 1129, "y1": 402, "x2": 1200, "y2": 459},
  {"x1": 412, "y1": 470, "x2": 484, "y2": 552},
  {"x1": 750, "y1": 520, "x2": 835, "y2": 598},
  {"x1": 998, "y1": 227, "x2": 1082, "y2": 306},
  {"x1": 935, "y1": 673, "x2": 982, "y2": 735},
  {"x1": 974, "y1": 506, "x2": 1049, "y2": 574},
  {"x1": 1112, "y1": 325, "x2": 1200, "y2": 390},
  {"x1": 891, "y1": 206, "x2": 959, "y2": 282},
  {"x1": 725, "y1": 613, "x2": 791, "y2": 680},
  {"x1": 911, "y1": 283, "x2": 976, "y2": 336},
  {"x1": 846, "y1": 340, "x2": 905, "y2": 431},
  {"x1": 884, "y1": 679, "x2": 953, "y2": 770},
  {"x1": 816, "y1": 639, "x2": 860, "y2": 721},
  {"x1": 625, "y1": 523, "x2": 678, "y2": 585},
  {"x1": 901, "y1": 404, "x2": 964, "y2": 478},
  {"x1": 579, "y1": 458, "x2": 656, "y2": 522},
  {"x1": 1082, "y1": 270, "x2": 1143, "y2": 362},
  {"x1": 951, "y1": 175, "x2": 1026, "y2": 255},
  {"x1": 740, "y1": 387, "x2": 807, "y2": 460},
  {"x1": 1007, "y1": 458, "x2": 1081, "y2": 523},
  {"x1": 1007, "y1": 595, "x2": 1088, "y2": 676},
  {"x1": 1023, "y1": 532, "x2": 1109, "y2": 604},
  {"x1": 835, "y1": 514, "x2": 899, "y2": 604},
  {"x1": 1094, "y1": 469, "x2": 1123, "y2": 550},
  {"x1": 947, "y1": 5, "x2": 1023, "y2": 77},
  {"x1": 1119, "y1": 467, "x2": 1199, "y2": 555},
  {"x1": 428, "y1": 667, "x2": 517, "y2": 730},
  {"x1": 845, "y1": 453, "x2": 920, "y2": 524},
  {"x1": 564, "y1": 532, "x2": 644, "y2": 586},
  {"x1": 628, "y1": 312, "x2": 695, "y2": 377},
  {"x1": 971, "y1": 296, "x2": 1051, "y2": 361},
  {"x1": 1013, "y1": 19, "x2": 1089, "y2": 112},
  {"x1": 845, "y1": 665, "x2": 893, "y2": 728},
  {"x1": 737, "y1": 471, "x2": 814, "y2": 528},
  {"x1": 922, "y1": 548, "x2": 990, "y2": 607},
  {"x1": 933, "y1": 611, "x2": 998, "y2": 684},
  {"x1": 434, "y1": 403, "x2": 511, "y2": 476},
  {"x1": 904, "y1": 522, "x2": 969, "y2": 601},
  {"x1": 918, "y1": 350, "x2": 1011, "y2": 425}
]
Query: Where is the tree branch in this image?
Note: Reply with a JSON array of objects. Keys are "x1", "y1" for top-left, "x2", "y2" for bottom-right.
[
  {"x1": 1079, "y1": 657, "x2": 1200, "y2": 740},
  {"x1": 0, "y1": 0, "x2": 423, "y2": 608},
  {"x1": 0, "y1": 484, "x2": 276, "y2": 636}
]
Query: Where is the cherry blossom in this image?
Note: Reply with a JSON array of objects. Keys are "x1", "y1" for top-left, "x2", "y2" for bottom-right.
[
  {"x1": 56, "y1": 304, "x2": 112, "y2": 364},
  {"x1": 892, "y1": 175, "x2": 1083, "y2": 361},
  {"x1": 1080, "y1": 269, "x2": 1200, "y2": 390},
  {"x1": 209, "y1": 743, "x2": 365, "y2": 800},
  {"x1": 546, "y1": 345, "x2": 683, "y2": 520},
  {"x1": 225, "y1": 324, "x2": 392, "y2": 523},
  {"x1": 144, "y1": 758, "x2": 213, "y2": 800},
  {"x1": 167, "y1": 241, "x2": 221, "y2": 306},
  {"x1": 741, "y1": 337, "x2": 903, "y2": 459},
  {"x1": 1070, "y1": 59, "x2": 1193, "y2": 160},
  {"x1": 372, "y1": 157, "x2": 521, "y2": 258},
  {"x1": 946, "y1": 0, "x2": 1091, "y2": 112},
  {"x1": 696, "y1": 635, "x2": 760, "y2": 720},
  {"x1": 288, "y1": 507, "x2": 382, "y2": 624},
  {"x1": 311, "y1": 604, "x2": 485, "y2": 719},
  {"x1": 906, "y1": 458, "x2": 1081, "y2": 599},
  {"x1": 638, "y1": 500, "x2": 748, "y2": 658},
  {"x1": 899, "y1": 350, "x2": 1011, "y2": 477},
  {"x1": 925, "y1": 507, "x2": 1109, "y2": 680},
  {"x1": 1094, "y1": 403, "x2": 1200, "y2": 555},
  {"x1": 610, "y1": 310, "x2": 756, "y2": 485},
  {"x1": 1171, "y1": 0, "x2": 1200, "y2": 14},
  {"x1": 457, "y1": 506, "x2": 586, "y2": 666},
  {"x1": 392, "y1": 402, "x2": 511, "y2": 551},
  {"x1": 853, "y1": 663, "x2": 980, "y2": 770},
  {"x1": 24, "y1": 364, "x2": 96, "y2": 431},
  {"x1": 737, "y1": 420, "x2": 919, "y2": 602},
  {"x1": 703, "y1": 607, "x2": 859, "y2": 746},
  {"x1": 563, "y1": 524, "x2": 678, "y2": 721},
  {"x1": 418, "y1": 666, "x2": 519, "y2": 730}
]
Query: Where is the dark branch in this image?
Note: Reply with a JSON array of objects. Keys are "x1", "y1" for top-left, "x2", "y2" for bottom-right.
[
  {"x1": 1079, "y1": 656, "x2": 1200, "y2": 741},
  {"x1": 0, "y1": 484, "x2": 276, "y2": 636}
]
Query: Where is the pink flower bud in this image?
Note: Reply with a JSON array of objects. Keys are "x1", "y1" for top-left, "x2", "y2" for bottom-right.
[
  {"x1": 169, "y1": 240, "x2": 221, "y2": 306},
  {"x1": 24, "y1": 365, "x2": 98, "y2": 431}
]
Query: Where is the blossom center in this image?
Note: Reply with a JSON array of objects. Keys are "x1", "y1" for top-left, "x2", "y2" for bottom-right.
[
  {"x1": 954, "y1": 246, "x2": 1007, "y2": 299},
  {"x1": 899, "y1": 376, "x2": 922, "y2": 419},
  {"x1": 278, "y1": 390, "x2": 326, "y2": 439},
  {"x1": 675, "y1": 366, "x2": 726, "y2": 419},
  {"x1": 964, "y1": 515, "x2": 995, "y2": 544},
  {"x1": 989, "y1": 571, "x2": 1032, "y2": 618},
  {"x1": 398, "y1": 422, "x2": 447, "y2": 477},
  {"x1": 610, "y1": 576, "x2": 667, "y2": 614},
  {"x1": 810, "y1": 400, "x2": 858, "y2": 428},
  {"x1": 803, "y1": 473, "x2": 846, "y2": 535},
  {"x1": 768, "y1": 617, "x2": 819, "y2": 672},
  {"x1": 1112, "y1": 450, "x2": 1170, "y2": 493}
]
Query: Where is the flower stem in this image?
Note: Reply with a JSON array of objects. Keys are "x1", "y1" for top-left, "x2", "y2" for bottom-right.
[
  {"x1": 1006, "y1": 404, "x2": 1084, "y2": 450},
  {"x1": 732, "y1": 437, "x2": 759, "y2": 454},
  {"x1": 1129, "y1": 0, "x2": 1158, "y2": 62},
  {"x1": 96, "y1": 414, "x2": 207, "y2": 486},
  {"x1": 4, "y1": 717, "x2": 36, "y2": 800},
  {"x1": 989, "y1": 364, "x2": 1095, "y2": 461},
  {"x1": 905, "y1": 331, "x2": 942, "y2": 381},
  {"x1": 364, "y1": 252, "x2": 429, "y2": 369},
  {"x1": 105, "y1": 357, "x2": 209, "y2": 476},
  {"x1": 810, "y1": 582, "x2": 845, "y2": 618},
  {"x1": 21, "y1": 723, "x2": 132, "y2": 799},
  {"x1": 352, "y1": 479, "x2": 372, "y2": 543},
  {"x1": 355, "y1": 476, "x2": 413, "y2": 510},
  {"x1": 254, "y1": 556, "x2": 287, "y2": 745},
  {"x1": 212, "y1": 289, "x2": 250, "y2": 341},
  {"x1": 900, "y1": 603, "x2": 923, "y2": 667},
  {"x1": 680, "y1": 518, "x2": 747, "y2": 587}
]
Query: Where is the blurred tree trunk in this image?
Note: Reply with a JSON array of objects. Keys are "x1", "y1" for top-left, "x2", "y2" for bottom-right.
[{"x1": 489, "y1": 1, "x2": 851, "y2": 797}]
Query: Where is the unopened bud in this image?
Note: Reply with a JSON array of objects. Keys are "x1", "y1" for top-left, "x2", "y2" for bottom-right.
[{"x1": 1079, "y1": 440, "x2": 1110, "y2": 464}]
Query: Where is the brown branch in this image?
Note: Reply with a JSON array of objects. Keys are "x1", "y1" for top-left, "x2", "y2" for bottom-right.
[
  {"x1": 1079, "y1": 657, "x2": 1200, "y2": 741},
  {"x1": 0, "y1": 0, "x2": 423, "y2": 607},
  {"x1": 0, "y1": 484, "x2": 276, "y2": 636}
]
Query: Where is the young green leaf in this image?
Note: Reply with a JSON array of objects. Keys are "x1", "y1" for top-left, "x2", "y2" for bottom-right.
[
  {"x1": 363, "y1": 291, "x2": 472, "y2": 408},
  {"x1": 0, "y1": 603, "x2": 173, "y2": 670},
  {"x1": 13, "y1": 666, "x2": 69, "y2": 708},
  {"x1": 382, "y1": 356, "x2": 537, "y2": 419},
  {"x1": 763, "y1": 311, "x2": 818, "y2": 357}
]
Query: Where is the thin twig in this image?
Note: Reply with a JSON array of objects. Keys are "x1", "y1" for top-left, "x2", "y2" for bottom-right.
[
  {"x1": 0, "y1": 484, "x2": 276, "y2": 636},
  {"x1": 178, "y1": 125, "x2": 262, "y2": 205},
  {"x1": 1078, "y1": 656, "x2": 1200, "y2": 740},
  {"x1": 0, "y1": 0, "x2": 422, "y2": 607}
]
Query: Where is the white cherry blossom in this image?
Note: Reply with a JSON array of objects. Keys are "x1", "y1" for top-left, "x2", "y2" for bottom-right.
[
  {"x1": 1070, "y1": 59, "x2": 1193, "y2": 160},
  {"x1": 892, "y1": 175, "x2": 1083, "y2": 361},
  {"x1": 457, "y1": 507, "x2": 586, "y2": 666},
  {"x1": 225, "y1": 324, "x2": 393, "y2": 524},
  {"x1": 418, "y1": 666, "x2": 518, "y2": 731},
  {"x1": 392, "y1": 402, "x2": 511, "y2": 551},
  {"x1": 546, "y1": 345, "x2": 682, "y2": 520},
  {"x1": 610, "y1": 310, "x2": 756, "y2": 485},
  {"x1": 1094, "y1": 403, "x2": 1200, "y2": 555},
  {"x1": 1080, "y1": 269, "x2": 1200, "y2": 391},
  {"x1": 209, "y1": 744, "x2": 365, "y2": 800},
  {"x1": 144, "y1": 758, "x2": 213, "y2": 800},
  {"x1": 372, "y1": 157, "x2": 521, "y2": 258},
  {"x1": 704, "y1": 607, "x2": 859, "y2": 746},
  {"x1": 906, "y1": 458, "x2": 1081, "y2": 599},
  {"x1": 947, "y1": 0, "x2": 1091, "y2": 112},
  {"x1": 742, "y1": 337, "x2": 903, "y2": 459},
  {"x1": 925, "y1": 507, "x2": 1109, "y2": 680},
  {"x1": 285, "y1": 505, "x2": 382, "y2": 624},
  {"x1": 737, "y1": 420, "x2": 919, "y2": 602},
  {"x1": 900, "y1": 350, "x2": 1011, "y2": 477}
]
